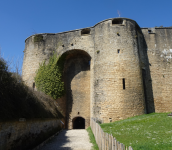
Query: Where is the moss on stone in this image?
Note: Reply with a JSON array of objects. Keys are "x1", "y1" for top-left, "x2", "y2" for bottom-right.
[{"x1": 34, "y1": 35, "x2": 43, "y2": 43}]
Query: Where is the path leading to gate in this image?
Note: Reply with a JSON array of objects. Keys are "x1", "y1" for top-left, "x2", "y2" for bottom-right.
[{"x1": 41, "y1": 129, "x2": 93, "y2": 150}]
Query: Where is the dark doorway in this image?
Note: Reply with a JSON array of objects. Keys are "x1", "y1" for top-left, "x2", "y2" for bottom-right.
[{"x1": 73, "y1": 117, "x2": 85, "y2": 129}]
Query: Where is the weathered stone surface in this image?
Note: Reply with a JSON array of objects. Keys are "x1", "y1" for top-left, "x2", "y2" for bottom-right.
[
  {"x1": 142, "y1": 27, "x2": 172, "y2": 113},
  {"x1": 0, "y1": 119, "x2": 61, "y2": 150},
  {"x1": 22, "y1": 18, "x2": 172, "y2": 128}
]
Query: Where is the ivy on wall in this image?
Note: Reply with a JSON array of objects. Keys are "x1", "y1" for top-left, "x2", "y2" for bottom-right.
[{"x1": 34, "y1": 52, "x2": 66, "y2": 99}]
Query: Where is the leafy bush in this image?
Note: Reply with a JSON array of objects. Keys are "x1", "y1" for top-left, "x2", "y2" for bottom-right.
[
  {"x1": 0, "y1": 55, "x2": 63, "y2": 121},
  {"x1": 0, "y1": 57, "x2": 8, "y2": 72},
  {"x1": 35, "y1": 52, "x2": 66, "y2": 99},
  {"x1": 34, "y1": 35, "x2": 43, "y2": 42},
  {"x1": 0, "y1": 57, "x2": 15, "y2": 92}
]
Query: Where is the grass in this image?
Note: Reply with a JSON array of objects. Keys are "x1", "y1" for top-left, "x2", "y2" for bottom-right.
[
  {"x1": 100, "y1": 113, "x2": 172, "y2": 150},
  {"x1": 87, "y1": 127, "x2": 99, "y2": 150}
]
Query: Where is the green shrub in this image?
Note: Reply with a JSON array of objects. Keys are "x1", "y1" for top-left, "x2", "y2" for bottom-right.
[
  {"x1": 34, "y1": 35, "x2": 43, "y2": 42},
  {"x1": 0, "y1": 55, "x2": 64, "y2": 121},
  {"x1": 0, "y1": 57, "x2": 15, "y2": 91},
  {"x1": 0, "y1": 57, "x2": 8, "y2": 72},
  {"x1": 35, "y1": 52, "x2": 66, "y2": 99}
]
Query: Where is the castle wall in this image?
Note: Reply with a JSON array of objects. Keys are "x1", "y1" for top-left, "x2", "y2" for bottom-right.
[
  {"x1": 0, "y1": 119, "x2": 61, "y2": 150},
  {"x1": 22, "y1": 34, "x2": 55, "y2": 88},
  {"x1": 136, "y1": 28, "x2": 155, "y2": 113},
  {"x1": 142, "y1": 28, "x2": 172, "y2": 113},
  {"x1": 22, "y1": 18, "x2": 172, "y2": 128},
  {"x1": 93, "y1": 19, "x2": 146, "y2": 123},
  {"x1": 22, "y1": 30, "x2": 94, "y2": 129}
]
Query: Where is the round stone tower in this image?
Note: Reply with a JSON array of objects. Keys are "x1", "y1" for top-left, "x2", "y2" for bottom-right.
[{"x1": 92, "y1": 18, "x2": 147, "y2": 123}]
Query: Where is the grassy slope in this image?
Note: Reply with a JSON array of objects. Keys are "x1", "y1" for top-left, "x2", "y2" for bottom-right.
[
  {"x1": 87, "y1": 127, "x2": 99, "y2": 150},
  {"x1": 100, "y1": 113, "x2": 172, "y2": 150}
]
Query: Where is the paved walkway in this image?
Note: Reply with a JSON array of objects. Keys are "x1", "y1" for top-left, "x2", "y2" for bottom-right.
[{"x1": 41, "y1": 129, "x2": 93, "y2": 150}]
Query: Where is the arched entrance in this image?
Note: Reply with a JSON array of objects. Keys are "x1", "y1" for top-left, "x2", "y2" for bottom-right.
[
  {"x1": 61, "y1": 49, "x2": 91, "y2": 129},
  {"x1": 73, "y1": 117, "x2": 85, "y2": 129}
]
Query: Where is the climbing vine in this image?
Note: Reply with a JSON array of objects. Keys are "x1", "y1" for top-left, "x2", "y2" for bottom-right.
[{"x1": 34, "y1": 52, "x2": 66, "y2": 99}]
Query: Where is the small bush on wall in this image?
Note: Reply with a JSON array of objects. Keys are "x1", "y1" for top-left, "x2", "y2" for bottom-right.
[
  {"x1": 34, "y1": 35, "x2": 43, "y2": 42},
  {"x1": 35, "y1": 52, "x2": 66, "y2": 99}
]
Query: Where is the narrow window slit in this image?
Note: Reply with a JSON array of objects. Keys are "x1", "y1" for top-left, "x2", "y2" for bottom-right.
[
  {"x1": 123, "y1": 78, "x2": 125, "y2": 89},
  {"x1": 33, "y1": 82, "x2": 35, "y2": 90}
]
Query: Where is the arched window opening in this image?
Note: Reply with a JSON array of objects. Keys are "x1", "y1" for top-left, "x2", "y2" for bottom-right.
[
  {"x1": 112, "y1": 18, "x2": 123, "y2": 25},
  {"x1": 73, "y1": 117, "x2": 85, "y2": 129},
  {"x1": 81, "y1": 28, "x2": 90, "y2": 35}
]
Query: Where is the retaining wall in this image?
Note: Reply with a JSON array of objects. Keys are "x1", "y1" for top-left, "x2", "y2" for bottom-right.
[{"x1": 0, "y1": 119, "x2": 62, "y2": 150}]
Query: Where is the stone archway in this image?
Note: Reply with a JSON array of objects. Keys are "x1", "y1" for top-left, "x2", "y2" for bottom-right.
[
  {"x1": 73, "y1": 117, "x2": 85, "y2": 129},
  {"x1": 60, "y1": 49, "x2": 91, "y2": 129}
]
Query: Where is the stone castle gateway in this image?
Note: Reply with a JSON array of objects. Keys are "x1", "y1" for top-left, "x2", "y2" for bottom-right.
[{"x1": 22, "y1": 18, "x2": 172, "y2": 129}]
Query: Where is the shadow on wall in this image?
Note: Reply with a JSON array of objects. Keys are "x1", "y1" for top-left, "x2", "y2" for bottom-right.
[
  {"x1": 0, "y1": 119, "x2": 62, "y2": 150},
  {"x1": 60, "y1": 49, "x2": 91, "y2": 129},
  {"x1": 136, "y1": 25, "x2": 155, "y2": 113}
]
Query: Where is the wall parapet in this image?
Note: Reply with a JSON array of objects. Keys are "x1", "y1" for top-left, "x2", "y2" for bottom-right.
[{"x1": 24, "y1": 17, "x2": 137, "y2": 43}]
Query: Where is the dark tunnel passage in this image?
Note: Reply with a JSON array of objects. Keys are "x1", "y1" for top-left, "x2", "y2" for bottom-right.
[{"x1": 73, "y1": 117, "x2": 85, "y2": 129}]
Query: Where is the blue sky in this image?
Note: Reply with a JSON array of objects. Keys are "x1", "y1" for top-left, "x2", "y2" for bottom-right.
[{"x1": 0, "y1": 0, "x2": 172, "y2": 73}]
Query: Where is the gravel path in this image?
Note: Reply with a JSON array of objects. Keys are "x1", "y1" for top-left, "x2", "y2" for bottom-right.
[{"x1": 41, "y1": 129, "x2": 93, "y2": 150}]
